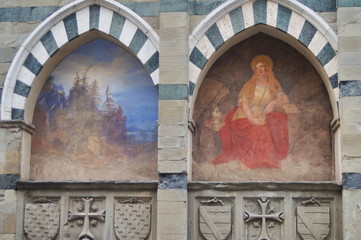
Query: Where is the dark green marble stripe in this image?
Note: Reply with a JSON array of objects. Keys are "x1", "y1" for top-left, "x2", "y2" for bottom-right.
[
  {"x1": 0, "y1": 6, "x2": 59, "y2": 22},
  {"x1": 160, "y1": 0, "x2": 188, "y2": 12},
  {"x1": 63, "y1": 13, "x2": 78, "y2": 41},
  {"x1": 159, "y1": 173, "x2": 187, "y2": 189},
  {"x1": 23, "y1": 53, "x2": 43, "y2": 76},
  {"x1": 253, "y1": 0, "x2": 267, "y2": 25},
  {"x1": 123, "y1": 2, "x2": 159, "y2": 17},
  {"x1": 297, "y1": 0, "x2": 336, "y2": 12},
  {"x1": 12, "y1": 108, "x2": 24, "y2": 120},
  {"x1": 109, "y1": 13, "x2": 126, "y2": 39},
  {"x1": 159, "y1": 84, "x2": 188, "y2": 100},
  {"x1": 189, "y1": 81, "x2": 196, "y2": 95},
  {"x1": 329, "y1": 73, "x2": 338, "y2": 89},
  {"x1": 298, "y1": 21, "x2": 317, "y2": 47},
  {"x1": 340, "y1": 81, "x2": 361, "y2": 97},
  {"x1": 144, "y1": 51, "x2": 159, "y2": 74},
  {"x1": 190, "y1": 0, "x2": 226, "y2": 15},
  {"x1": 276, "y1": 5, "x2": 292, "y2": 32},
  {"x1": 338, "y1": 0, "x2": 361, "y2": 7},
  {"x1": 317, "y1": 43, "x2": 336, "y2": 66},
  {"x1": 0, "y1": 174, "x2": 20, "y2": 189},
  {"x1": 190, "y1": 47, "x2": 208, "y2": 69},
  {"x1": 129, "y1": 29, "x2": 148, "y2": 55},
  {"x1": 229, "y1": 7, "x2": 245, "y2": 34},
  {"x1": 41, "y1": 31, "x2": 59, "y2": 56},
  {"x1": 89, "y1": 5, "x2": 100, "y2": 30},
  {"x1": 205, "y1": 24, "x2": 224, "y2": 50},
  {"x1": 343, "y1": 173, "x2": 361, "y2": 189},
  {"x1": 14, "y1": 80, "x2": 31, "y2": 98}
]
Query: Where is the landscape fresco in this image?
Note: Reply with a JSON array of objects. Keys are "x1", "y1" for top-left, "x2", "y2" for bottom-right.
[
  {"x1": 193, "y1": 33, "x2": 334, "y2": 181},
  {"x1": 31, "y1": 39, "x2": 158, "y2": 181}
]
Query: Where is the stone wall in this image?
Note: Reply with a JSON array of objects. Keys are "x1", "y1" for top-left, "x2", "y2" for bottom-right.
[{"x1": 1, "y1": 0, "x2": 361, "y2": 239}]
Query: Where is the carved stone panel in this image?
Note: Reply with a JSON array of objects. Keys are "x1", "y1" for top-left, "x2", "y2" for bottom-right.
[
  {"x1": 24, "y1": 199, "x2": 60, "y2": 240},
  {"x1": 114, "y1": 198, "x2": 151, "y2": 240},
  {"x1": 244, "y1": 198, "x2": 284, "y2": 240},
  {"x1": 66, "y1": 197, "x2": 105, "y2": 240},
  {"x1": 199, "y1": 198, "x2": 232, "y2": 240}
]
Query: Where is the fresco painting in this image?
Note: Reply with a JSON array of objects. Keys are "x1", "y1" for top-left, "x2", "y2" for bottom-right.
[
  {"x1": 31, "y1": 39, "x2": 158, "y2": 181},
  {"x1": 193, "y1": 34, "x2": 333, "y2": 181}
]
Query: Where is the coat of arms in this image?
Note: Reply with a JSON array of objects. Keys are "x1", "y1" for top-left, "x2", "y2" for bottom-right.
[
  {"x1": 24, "y1": 200, "x2": 60, "y2": 240},
  {"x1": 114, "y1": 198, "x2": 151, "y2": 239},
  {"x1": 199, "y1": 198, "x2": 232, "y2": 240},
  {"x1": 297, "y1": 198, "x2": 330, "y2": 240}
]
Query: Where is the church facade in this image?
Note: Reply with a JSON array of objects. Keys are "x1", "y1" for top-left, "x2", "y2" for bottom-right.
[{"x1": 0, "y1": 0, "x2": 360, "y2": 239}]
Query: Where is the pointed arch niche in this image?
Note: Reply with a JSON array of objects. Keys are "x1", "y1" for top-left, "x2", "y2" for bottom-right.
[
  {"x1": 1, "y1": 0, "x2": 160, "y2": 180},
  {"x1": 189, "y1": 0, "x2": 340, "y2": 182}
]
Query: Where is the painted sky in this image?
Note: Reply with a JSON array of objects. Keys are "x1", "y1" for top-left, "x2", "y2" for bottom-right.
[{"x1": 49, "y1": 39, "x2": 158, "y2": 132}]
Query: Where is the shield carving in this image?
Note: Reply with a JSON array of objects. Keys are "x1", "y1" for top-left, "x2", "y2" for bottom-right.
[
  {"x1": 199, "y1": 205, "x2": 232, "y2": 240},
  {"x1": 114, "y1": 203, "x2": 151, "y2": 239},
  {"x1": 297, "y1": 206, "x2": 330, "y2": 240},
  {"x1": 24, "y1": 203, "x2": 60, "y2": 240}
]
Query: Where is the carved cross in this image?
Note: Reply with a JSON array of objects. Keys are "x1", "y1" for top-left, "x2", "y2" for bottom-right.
[
  {"x1": 68, "y1": 198, "x2": 106, "y2": 240},
  {"x1": 244, "y1": 198, "x2": 284, "y2": 240}
]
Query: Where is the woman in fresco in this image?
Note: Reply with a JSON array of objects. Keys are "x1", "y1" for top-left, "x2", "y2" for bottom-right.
[{"x1": 212, "y1": 55, "x2": 289, "y2": 168}]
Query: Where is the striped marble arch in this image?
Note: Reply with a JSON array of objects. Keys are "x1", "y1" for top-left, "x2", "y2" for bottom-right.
[
  {"x1": 189, "y1": 0, "x2": 338, "y2": 114},
  {"x1": 1, "y1": 0, "x2": 160, "y2": 121}
]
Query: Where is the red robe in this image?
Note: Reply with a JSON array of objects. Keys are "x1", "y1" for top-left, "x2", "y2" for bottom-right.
[{"x1": 212, "y1": 106, "x2": 288, "y2": 168}]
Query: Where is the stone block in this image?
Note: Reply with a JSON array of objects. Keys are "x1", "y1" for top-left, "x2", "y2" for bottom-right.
[
  {"x1": 342, "y1": 134, "x2": 361, "y2": 156},
  {"x1": 343, "y1": 156, "x2": 361, "y2": 172},
  {"x1": 160, "y1": 41, "x2": 188, "y2": 57},
  {"x1": 0, "y1": 234, "x2": 15, "y2": 240},
  {"x1": 159, "y1": 148, "x2": 187, "y2": 161},
  {"x1": 157, "y1": 213, "x2": 186, "y2": 235},
  {"x1": 342, "y1": 122, "x2": 361, "y2": 134},
  {"x1": 338, "y1": 23, "x2": 361, "y2": 37},
  {"x1": 341, "y1": 107, "x2": 361, "y2": 123},
  {"x1": 337, "y1": 7, "x2": 361, "y2": 24},
  {"x1": 339, "y1": 37, "x2": 361, "y2": 51},
  {"x1": 160, "y1": 12, "x2": 188, "y2": 28},
  {"x1": 190, "y1": 15, "x2": 206, "y2": 32},
  {"x1": 158, "y1": 160, "x2": 187, "y2": 173},
  {"x1": 339, "y1": 66, "x2": 361, "y2": 81},
  {"x1": 343, "y1": 190, "x2": 361, "y2": 239},
  {"x1": 0, "y1": 48, "x2": 16, "y2": 63},
  {"x1": 0, "y1": 63, "x2": 11, "y2": 75},
  {"x1": 4, "y1": 190, "x2": 16, "y2": 201},
  {"x1": 3, "y1": 213, "x2": 15, "y2": 234},
  {"x1": 143, "y1": 16, "x2": 159, "y2": 34},
  {"x1": 158, "y1": 100, "x2": 188, "y2": 124},
  {"x1": 158, "y1": 136, "x2": 186, "y2": 149},
  {"x1": 339, "y1": 52, "x2": 361, "y2": 66},
  {"x1": 160, "y1": 27, "x2": 188, "y2": 41},
  {"x1": 158, "y1": 124, "x2": 187, "y2": 137},
  {"x1": 159, "y1": 70, "x2": 189, "y2": 84},
  {"x1": 158, "y1": 189, "x2": 187, "y2": 201},
  {"x1": 340, "y1": 96, "x2": 361, "y2": 107},
  {"x1": 158, "y1": 201, "x2": 186, "y2": 214},
  {"x1": 0, "y1": 2, "x2": 21, "y2": 8},
  {"x1": 160, "y1": 56, "x2": 188, "y2": 71}
]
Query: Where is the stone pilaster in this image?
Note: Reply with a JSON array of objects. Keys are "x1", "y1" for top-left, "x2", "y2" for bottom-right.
[
  {"x1": 337, "y1": 1, "x2": 361, "y2": 238},
  {"x1": 157, "y1": 1, "x2": 189, "y2": 239}
]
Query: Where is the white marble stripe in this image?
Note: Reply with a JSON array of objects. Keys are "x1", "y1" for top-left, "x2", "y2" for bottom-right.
[
  {"x1": 31, "y1": 41, "x2": 49, "y2": 65},
  {"x1": 51, "y1": 21, "x2": 68, "y2": 48},
  {"x1": 242, "y1": 2, "x2": 254, "y2": 28},
  {"x1": 196, "y1": 35, "x2": 215, "y2": 60},
  {"x1": 189, "y1": 62, "x2": 201, "y2": 85},
  {"x1": 12, "y1": 94, "x2": 26, "y2": 110},
  {"x1": 333, "y1": 87, "x2": 339, "y2": 101},
  {"x1": 76, "y1": 7, "x2": 90, "y2": 35},
  {"x1": 308, "y1": 31, "x2": 328, "y2": 56},
  {"x1": 150, "y1": 68, "x2": 159, "y2": 85},
  {"x1": 288, "y1": 12, "x2": 305, "y2": 39},
  {"x1": 99, "y1": 7, "x2": 113, "y2": 34},
  {"x1": 266, "y1": 1, "x2": 278, "y2": 27},
  {"x1": 137, "y1": 39, "x2": 157, "y2": 64},
  {"x1": 324, "y1": 56, "x2": 338, "y2": 78},
  {"x1": 17, "y1": 66, "x2": 36, "y2": 86},
  {"x1": 216, "y1": 14, "x2": 234, "y2": 42},
  {"x1": 119, "y1": 19, "x2": 138, "y2": 47}
]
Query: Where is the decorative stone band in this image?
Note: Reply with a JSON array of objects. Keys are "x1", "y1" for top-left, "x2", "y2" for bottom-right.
[
  {"x1": 1, "y1": 0, "x2": 160, "y2": 121},
  {"x1": 343, "y1": 173, "x2": 361, "y2": 190},
  {"x1": 0, "y1": 174, "x2": 20, "y2": 189},
  {"x1": 188, "y1": 0, "x2": 338, "y2": 102},
  {"x1": 158, "y1": 173, "x2": 188, "y2": 189}
]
